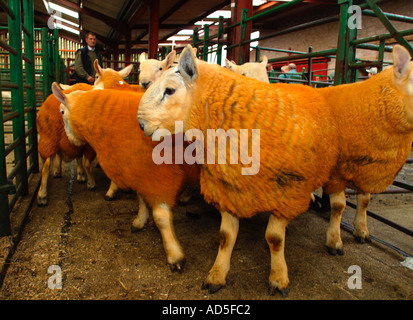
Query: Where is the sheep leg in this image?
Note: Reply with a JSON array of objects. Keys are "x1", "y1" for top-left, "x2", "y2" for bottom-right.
[
  {"x1": 152, "y1": 203, "x2": 185, "y2": 272},
  {"x1": 266, "y1": 214, "x2": 289, "y2": 297},
  {"x1": 104, "y1": 181, "x2": 119, "y2": 201},
  {"x1": 52, "y1": 153, "x2": 62, "y2": 178},
  {"x1": 131, "y1": 194, "x2": 150, "y2": 232},
  {"x1": 353, "y1": 193, "x2": 371, "y2": 243},
  {"x1": 37, "y1": 157, "x2": 51, "y2": 206},
  {"x1": 202, "y1": 211, "x2": 239, "y2": 294},
  {"x1": 76, "y1": 157, "x2": 87, "y2": 183},
  {"x1": 83, "y1": 156, "x2": 96, "y2": 190},
  {"x1": 326, "y1": 190, "x2": 346, "y2": 255}
]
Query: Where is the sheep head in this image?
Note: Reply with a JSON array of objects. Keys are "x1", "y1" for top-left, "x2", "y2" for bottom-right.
[
  {"x1": 138, "y1": 50, "x2": 176, "y2": 89},
  {"x1": 52, "y1": 82, "x2": 85, "y2": 147},
  {"x1": 392, "y1": 45, "x2": 413, "y2": 123},
  {"x1": 138, "y1": 45, "x2": 197, "y2": 138},
  {"x1": 93, "y1": 59, "x2": 133, "y2": 90},
  {"x1": 225, "y1": 56, "x2": 269, "y2": 83}
]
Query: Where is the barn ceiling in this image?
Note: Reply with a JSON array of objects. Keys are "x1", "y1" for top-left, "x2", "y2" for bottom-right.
[
  {"x1": 0, "y1": 0, "x2": 341, "y2": 52},
  {"x1": 31, "y1": 0, "x2": 233, "y2": 51}
]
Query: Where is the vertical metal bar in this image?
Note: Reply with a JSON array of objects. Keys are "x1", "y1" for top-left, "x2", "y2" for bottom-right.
[
  {"x1": 53, "y1": 28, "x2": 60, "y2": 83},
  {"x1": 307, "y1": 46, "x2": 313, "y2": 86},
  {"x1": 192, "y1": 27, "x2": 199, "y2": 54},
  {"x1": 255, "y1": 46, "x2": 261, "y2": 62},
  {"x1": 8, "y1": 0, "x2": 28, "y2": 196},
  {"x1": 377, "y1": 39, "x2": 385, "y2": 72},
  {"x1": 334, "y1": 0, "x2": 351, "y2": 85},
  {"x1": 41, "y1": 28, "x2": 50, "y2": 98},
  {"x1": 216, "y1": 16, "x2": 224, "y2": 66},
  {"x1": 345, "y1": 9, "x2": 358, "y2": 83},
  {"x1": 23, "y1": 0, "x2": 38, "y2": 174},
  {"x1": 238, "y1": 8, "x2": 249, "y2": 64},
  {"x1": 0, "y1": 81, "x2": 12, "y2": 237},
  {"x1": 203, "y1": 25, "x2": 209, "y2": 62}
]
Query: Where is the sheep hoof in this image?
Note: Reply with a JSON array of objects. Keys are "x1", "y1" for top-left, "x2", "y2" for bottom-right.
[
  {"x1": 354, "y1": 235, "x2": 371, "y2": 244},
  {"x1": 53, "y1": 173, "x2": 62, "y2": 179},
  {"x1": 87, "y1": 185, "x2": 96, "y2": 191},
  {"x1": 104, "y1": 195, "x2": 115, "y2": 201},
  {"x1": 326, "y1": 246, "x2": 344, "y2": 256},
  {"x1": 268, "y1": 285, "x2": 289, "y2": 297},
  {"x1": 201, "y1": 282, "x2": 224, "y2": 294},
  {"x1": 37, "y1": 197, "x2": 48, "y2": 207},
  {"x1": 130, "y1": 225, "x2": 143, "y2": 233},
  {"x1": 169, "y1": 258, "x2": 186, "y2": 273}
]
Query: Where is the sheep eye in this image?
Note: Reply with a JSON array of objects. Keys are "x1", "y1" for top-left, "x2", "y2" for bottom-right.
[
  {"x1": 164, "y1": 87, "x2": 176, "y2": 96},
  {"x1": 61, "y1": 110, "x2": 64, "y2": 115},
  {"x1": 159, "y1": 67, "x2": 163, "y2": 71}
]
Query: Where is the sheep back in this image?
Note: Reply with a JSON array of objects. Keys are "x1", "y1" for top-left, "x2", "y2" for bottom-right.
[{"x1": 191, "y1": 64, "x2": 338, "y2": 220}]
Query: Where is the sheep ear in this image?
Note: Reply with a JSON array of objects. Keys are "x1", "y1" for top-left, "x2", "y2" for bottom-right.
[
  {"x1": 139, "y1": 52, "x2": 146, "y2": 63},
  {"x1": 261, "y1": 55, "x2": 268, "y2": 66},
  {"x1": 52, "y1": 82, "x2": 67, "y2": 106},
  {"x1": 178, "y1": 45, "x2": 198, "y2": 83},
  {"x1": 119, "y1": 64, "x2": 133, "y2": 78},
  {"x1": 393, "y1": 45, "x2": 411, "y2": 82},
  {"x1": 59, "y1": 84, "x2": 72, "y2": 91},
  {"x1": 164, "y1": 50, "x2": 176, "y2": 69},
  {"x1": 94, "y1": 59, "x2": 102, "y2": 76}
]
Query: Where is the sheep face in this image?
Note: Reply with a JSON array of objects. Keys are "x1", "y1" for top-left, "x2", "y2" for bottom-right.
[
  {"x1": 392, "y1": 45, "x2": 413, "y2": 124},
  {"x1": 138, "y1": 47, "x2": 196, "y2": 138},
  {"x1": 93, "y1": 60, "x2": 133, "y2": 90},
  {"x1": 138, "y1": 51, "x2": 176, "y2": 89},
  {"x1": 51, "y1": 83, "x2": 85, "y2": 147}
]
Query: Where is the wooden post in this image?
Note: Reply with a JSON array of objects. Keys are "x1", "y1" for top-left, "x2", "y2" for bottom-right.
[{"x1": 149, "y1": 0, "x2": 160, "y2": 59}]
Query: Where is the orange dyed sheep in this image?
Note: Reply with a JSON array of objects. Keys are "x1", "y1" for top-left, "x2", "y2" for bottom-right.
[
  {"x1": 93, "y1": 60, "x2": 145, "y2": 93},
  {"x1": 138, "y1": 45, "x2": 339, "y2": 296},
  {"x1": 52, "y1": 84, "x2": 199, "y2": 271},
  {"x1": 36, "y1": 83, "x2": 96, "y2": 206},
  {"x1": 319, "y1": 45, "x2": 413, "y2": 255}
]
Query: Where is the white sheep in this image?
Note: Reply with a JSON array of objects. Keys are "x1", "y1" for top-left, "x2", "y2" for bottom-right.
[
  {"x1": 225, "y1": 56, "x2": 269, "y2": 83},
  {"x1": 139, "y1": 51, "x2": 176, "y2": 89}
]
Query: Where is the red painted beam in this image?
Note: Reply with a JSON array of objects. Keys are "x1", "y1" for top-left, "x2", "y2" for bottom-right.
[{"x1": 149, "y1": 0, "x2": 160, "y2": 58}]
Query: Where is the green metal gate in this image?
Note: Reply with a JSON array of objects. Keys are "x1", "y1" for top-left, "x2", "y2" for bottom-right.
[{"x1": 0, "y1": 0, "x2": 63, "y2": 236}]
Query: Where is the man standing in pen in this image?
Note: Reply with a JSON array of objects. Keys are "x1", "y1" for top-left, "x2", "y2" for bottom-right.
[{"x1": 74, "y1": 32, "x2": 102, "y2": 84}]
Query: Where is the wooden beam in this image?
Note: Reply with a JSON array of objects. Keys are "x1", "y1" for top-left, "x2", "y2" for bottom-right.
[
  {"x1": 160, "y1": 0, "x2": 190, "y2": 23},
  {"x1": 49, "y1": 0, "x2": 128, "y2": 34},
  {"x1": 128, "y1": 3, "x2": 147, "y2": 27}
]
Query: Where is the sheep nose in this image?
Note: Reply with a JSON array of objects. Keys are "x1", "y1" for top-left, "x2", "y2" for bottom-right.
[
  {"x1": 138, "y1": 119, "x2": 145, "y2": 131},
  {"x1": 141, "y1": 82, "x2": 151, "y2": 89}
]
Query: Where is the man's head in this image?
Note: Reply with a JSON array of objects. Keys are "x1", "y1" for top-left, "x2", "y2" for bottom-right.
[{"x1": 85, "y1": 32, "x2": 96, "y2": 49}]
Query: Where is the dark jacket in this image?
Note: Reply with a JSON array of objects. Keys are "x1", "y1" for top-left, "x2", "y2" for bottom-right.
[{"x1": 74, "y1": 46, "x2": 103, "y2": 84}]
